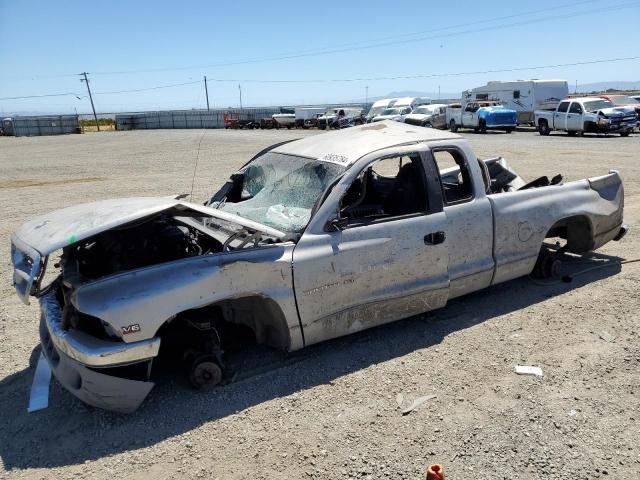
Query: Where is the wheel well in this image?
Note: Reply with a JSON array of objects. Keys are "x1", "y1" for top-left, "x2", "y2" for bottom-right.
[
  {"x1": 538, "y1": 118, "x2": 548, "y2": 126},
  {"x1": 158, "y1": 296, "x2": 291, "y2": 351},
  {"x1": 545, "y1": 215, "x2": 594, "y2": 253}
]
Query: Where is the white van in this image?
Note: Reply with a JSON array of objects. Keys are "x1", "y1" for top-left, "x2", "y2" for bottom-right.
[
  {"x1": 393, "y1": 96, "x2": 431, "y2": 110},
  {"x1": 463, "y1": 80, "x2": 569, "y2": 125},
  {"x1": 365, "y1": 98, "x2": 398, "y2": 122}
]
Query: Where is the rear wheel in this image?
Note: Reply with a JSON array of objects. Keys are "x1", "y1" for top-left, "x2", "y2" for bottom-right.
[
  {"x1": 538, "y1": 119, "x2": 550, "y2": 136},
  {"x1": 620, "y1": 131, "x2": 630, "y2": 137},
  {"x1": 567, "y1": 130, "x2": 577, "y2": 136},
  {"x1": 505, "y1": 127, "x2": 513, "y2": 134},
  {"x1": 449, "y1": 120, "x2": 458, "y2": 132},
  {"x1": 423, "y1": 121, "x2": 432, "y2": 128},
  {"x1": 479, "y1": 120, "x2": 487, "y2": 134}
]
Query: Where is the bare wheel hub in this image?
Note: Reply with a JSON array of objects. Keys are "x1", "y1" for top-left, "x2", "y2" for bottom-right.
[{"x1": 190, "y1": 358, "x2": 223, "y2": 389}]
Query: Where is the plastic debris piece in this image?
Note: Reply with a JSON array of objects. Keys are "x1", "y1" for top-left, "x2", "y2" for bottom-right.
[
  {"x1": 396, "y1": 393, "x2": 405, "y2": 408},
  {"x1": 426, "y1": 463, "x2": 444, "y2": 480},
  {"x1": 28, "y1": 352, "x2": 52, "y2": 412},
  {"x1": 599, "y1": 331, "x2": 616, "y2": 343},
  {"x1": 401, "y1": 395, "x2": 436, "y2": 415},
  {"x1": 515, "y1": 365, "x2": 543, "y2": 377}
]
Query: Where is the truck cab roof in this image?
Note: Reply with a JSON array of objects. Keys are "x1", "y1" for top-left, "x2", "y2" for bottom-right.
[{"x1": 272, "y1": 120, "x2": 460, "y2": 166}]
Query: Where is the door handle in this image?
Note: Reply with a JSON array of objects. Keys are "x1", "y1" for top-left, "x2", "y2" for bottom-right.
[{"x1": 424, "y1": 231, "x2": 446, "y2": 245}]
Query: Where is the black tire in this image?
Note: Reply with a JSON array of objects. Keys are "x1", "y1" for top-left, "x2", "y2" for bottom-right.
[
  {"x1": 449, "y1": 120, "x2": 458, "y2": 133},
  {"x1": 620, "y1": 131, "x2": 630, "y2": 137},
  {"x1": 423, "y1": 121, "x2": 433, "y2": 128},
  {"x1": 505, "y1": 128, "x2": 513, "y2": 134},
  {"x1": 479, "y1": 120, "x2": 487, "y2": 134},
  {"x1": 538, "y1": 120, "x2": 550, "y2": 136},
  {"x1": 567, "y1": 130, "x2": 577, "y2": 136}
]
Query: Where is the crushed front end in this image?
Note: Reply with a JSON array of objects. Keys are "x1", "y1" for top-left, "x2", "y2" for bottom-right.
[{"x1": 38, "y1": 284, "x2": 158, "y2": 413}]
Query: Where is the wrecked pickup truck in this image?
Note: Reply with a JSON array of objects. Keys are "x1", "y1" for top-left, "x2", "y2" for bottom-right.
[{"x1": 11, "y1": 121, "x2": 627, "y2": 412}]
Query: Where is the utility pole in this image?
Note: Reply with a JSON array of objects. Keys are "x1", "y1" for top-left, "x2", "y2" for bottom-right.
[
  {"x1": 238, "y1": 84, "x2": 243, "y2": 110},
  {"x1": 365, "y1": 85, "x2": 368, "y2": 106},
  {"x1": 80, "y1": 72, "x2": 99, "y2": 131},
  {"x1": 204, "y1": 75, "x2": 210, "y2": 111},
  {"x1": 438, "y1": 85, "x2": 441, "y2": 100},
  {"x1": 575, "y1": 80, "x2": 578, "y2": 94}
]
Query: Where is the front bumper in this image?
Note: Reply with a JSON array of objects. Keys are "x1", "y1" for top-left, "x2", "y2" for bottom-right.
[
  {"x1": 38, "y1": 290, "x2": 158, "y2": 412},
  {"x1": 600, "y1": 121, "x2": 636, "y2": 132}
]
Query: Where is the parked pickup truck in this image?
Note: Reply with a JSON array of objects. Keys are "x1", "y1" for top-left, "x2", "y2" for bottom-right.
[
  {"x1": 12, "y1": 121, "x2": 627, "y2": 412},
  {"x1": 535, "y1": 97, "x2": 636, "y2": 136},
  {"x1": 447, "y1": 101, "x2": 518, "y2": 133}
]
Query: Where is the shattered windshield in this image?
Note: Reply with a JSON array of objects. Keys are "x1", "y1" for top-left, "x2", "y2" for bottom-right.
[
  {"x1": 212, "y1": 152, "x2": 346, "y2": 233},
  {"x1": 584, "y1": 100, "x2": 613, "y2": 112}
]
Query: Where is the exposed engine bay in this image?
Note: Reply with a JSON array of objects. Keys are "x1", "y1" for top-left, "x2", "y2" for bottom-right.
[{"x1": 61, "y1": 215, "x2": 223, "y2": 281}]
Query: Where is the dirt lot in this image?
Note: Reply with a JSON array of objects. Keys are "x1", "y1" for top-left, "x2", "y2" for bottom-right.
[{"x1": 0, "y1": 128, "x2": 638, "y2": 480}]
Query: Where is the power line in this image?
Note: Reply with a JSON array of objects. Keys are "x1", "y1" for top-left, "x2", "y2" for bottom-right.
[
  {"x1": 2, "y1": 56, "x2": 637, "y2": 102},
  {"x1": 84, "y1": 0, "x2": 638, "y2": 75},
  {"x1": 7, "y1": 0, "x2": 630, "y2": 81},
  {"x1": 0, "y1": 80, "x2": 201, "y2": 100},
  {"x1": 202, "y1": 56, "x2": 640, "y2": 83},
  {"x1": 94, "y1": 80, "x2": 202, "y2": 95},
  {"x1": 0, "y1": 92, "x2": 83, "y2": 100}
]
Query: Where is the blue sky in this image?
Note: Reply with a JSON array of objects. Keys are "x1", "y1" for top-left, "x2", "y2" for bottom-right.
[{"x1": 1, "y1": 0, "x2": 639, "y2": 114}]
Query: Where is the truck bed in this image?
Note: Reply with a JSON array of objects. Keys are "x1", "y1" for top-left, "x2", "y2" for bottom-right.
[{"x1": 441, "y1": 157, "x2": 625, "y2": 285}]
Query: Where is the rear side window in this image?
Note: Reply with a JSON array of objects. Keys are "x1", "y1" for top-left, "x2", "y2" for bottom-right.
[
  {"x1": 569, "y1": 102, "x2": 583, "y2": 114},
  {"x1": 431, "y1": 149, "x2": 474, "y2": 205},
  {"x1": 557, "y1": 101, "x2": 570, "y2": 113},
  {"x1": 513, "y1": 90, "x2": 520, "y2": 99}
]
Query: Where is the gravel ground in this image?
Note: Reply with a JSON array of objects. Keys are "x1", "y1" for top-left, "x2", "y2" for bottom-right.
[{"x1": 0, "y1": 128, "x2": 638, "y2": 480}]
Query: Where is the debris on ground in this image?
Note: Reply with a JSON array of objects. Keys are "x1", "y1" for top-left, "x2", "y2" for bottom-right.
[
  {"x1": 514, "y1": 365, "x2": 543, "y2": 377},
  {"x1": 599, "y1": 331, "x2": 617, "y2": 343},
  {"x1": 399, "y1": 394, "x2": 437, "y2": 415}
]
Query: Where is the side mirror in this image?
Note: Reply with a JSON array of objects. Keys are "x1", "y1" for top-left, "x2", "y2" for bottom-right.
[{"x1": 326, "y1": 217, "x2": 349, "y2": 232}]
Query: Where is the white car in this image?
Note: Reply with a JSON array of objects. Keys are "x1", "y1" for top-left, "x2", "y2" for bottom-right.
[{"x1": 372, "y1": 106, "x2": 412, "y2": 123}]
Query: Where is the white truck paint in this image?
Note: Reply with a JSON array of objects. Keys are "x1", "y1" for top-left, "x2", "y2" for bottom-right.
[
  {"x1": 11, "y1": 121, "x2": 627, "y2": 412},
  {"x1": 535, "y1": 97, "x2": 636, "y2": 136}
]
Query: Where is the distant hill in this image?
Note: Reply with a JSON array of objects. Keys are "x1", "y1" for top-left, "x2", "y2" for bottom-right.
[{"x1": 577, "y1": 81, "x2": 640, "y2": 93}]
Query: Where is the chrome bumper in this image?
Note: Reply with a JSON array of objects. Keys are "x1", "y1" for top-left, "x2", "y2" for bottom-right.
[
  {"x1": 39, "y1": 289, "x2": 160, "y2": 367},
  {"x1": 39, "y1": 290, "x2": 157, "y2": 412}
]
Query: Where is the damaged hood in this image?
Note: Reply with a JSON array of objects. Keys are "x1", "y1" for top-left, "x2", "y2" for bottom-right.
[
  {"x1": 13, "y1": 196, "x2": 286, "y2": 257},
  {"x1": 11, "y1": 197, "x2": 286, "y2": 304}
]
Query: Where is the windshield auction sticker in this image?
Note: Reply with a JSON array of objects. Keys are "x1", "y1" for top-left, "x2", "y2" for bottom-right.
[{"x1": 319, "y1": 153, "x2": 350, "y2": 165}]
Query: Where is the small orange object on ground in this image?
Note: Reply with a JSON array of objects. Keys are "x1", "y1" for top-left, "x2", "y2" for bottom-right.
[{"x1": 426, "y1": 464, "x2": 444, "y2": 480}]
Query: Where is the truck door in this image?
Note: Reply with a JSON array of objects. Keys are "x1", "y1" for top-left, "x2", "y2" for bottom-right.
[
  {"x1": 567, "y1": 102, "x2": 583, "y2": 131},
  {"x1": 554, "y1": 101, "x2": 570, "y2": 130},
  {"x1": 462, "y1": 103, "x2": 477, "y2": 127},
  {"x1": 428, "y1": 145, "x2": 494, "y2": 299},
  {"x1": 292, "y1": 151, "x2": 449, "y2": 346}
]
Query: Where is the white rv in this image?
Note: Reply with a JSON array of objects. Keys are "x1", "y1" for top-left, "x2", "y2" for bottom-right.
[{"x1": 463, "y1": 80, "x2": 569, "y2": 125}]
